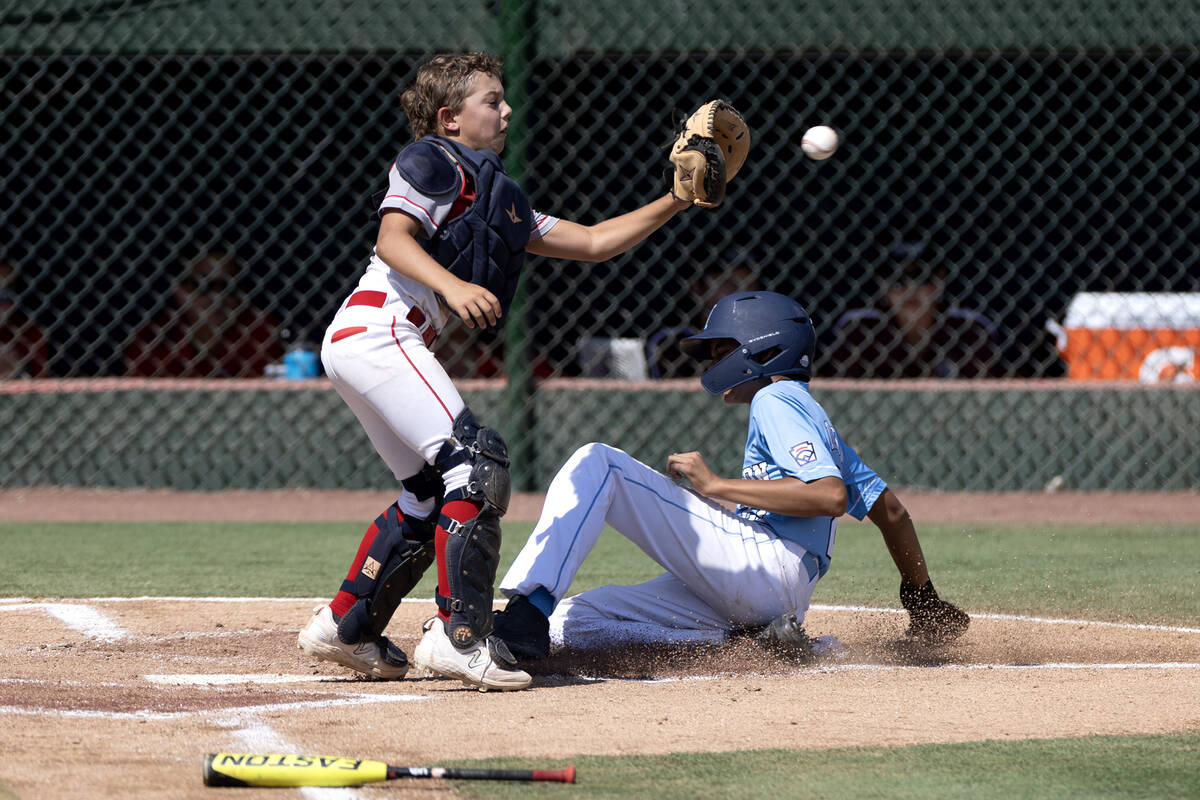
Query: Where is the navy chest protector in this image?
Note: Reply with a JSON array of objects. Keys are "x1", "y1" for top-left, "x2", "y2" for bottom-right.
[{"x1": 392, "y1": 136, "x2": 532, "y2": 319}]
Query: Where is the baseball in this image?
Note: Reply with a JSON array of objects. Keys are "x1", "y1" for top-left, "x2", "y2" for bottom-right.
[{"x1": 801, "y1": 125, "x2": 838, "y2": 160}]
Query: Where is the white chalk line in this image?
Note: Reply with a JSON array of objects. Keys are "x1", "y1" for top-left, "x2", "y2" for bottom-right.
[
  {"x1": 0, "y1": 602, "x2": 127, "y2": 641},
  {"x1": 127, "y1": 629, "x2": 289, "y2": 641},
  {"x1": 559, "y1": 661, "x2": 1200, "y2": 684},
  {"x1": 9, "y1": 596, "x2": 1200, "y2": 636},
  {"x1": 809, "y1": 604, "x2": 1200, "y2": 635},
  {"x1": 145, "y1": 673, "x2": 361, "y2": 686},
  {"x1": 0, "y1": 675, "x2": 345, "y2": 689},
  {"x1": 3, "y1": 665, "x2": 427, "y2": 800},
  {"x1": 809, "y1": 662, "x2": 1200, "y2": 674},
  {"x1": 0, "y1": 691, "x2": 433, "y2": 721},
  {"x1": 2, "y1": 598, "x2": 1197, "y2": 647},
  {"x1": 1, "y1": 596, "x2": 331, "y2": 604},
  {"x1": 223, "y1": 719, "x2": 363, "y2": 800}
]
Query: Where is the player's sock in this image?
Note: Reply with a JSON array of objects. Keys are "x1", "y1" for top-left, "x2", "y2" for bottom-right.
[
  {"x1": 527, "y1": 586, "x2": 555, "y2": 617},
  {"x1": 329, "y1": 513, "x2": 385, "y2": 618},
  {"x1": 434, "y1": 499, "x2": 482, "y2": 622}
]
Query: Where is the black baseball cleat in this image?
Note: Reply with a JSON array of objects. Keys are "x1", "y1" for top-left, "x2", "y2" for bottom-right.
[
  {"x1": 493, "y1": 594, "x2": 551, "y2": 662},
  {"x1": 739, "y1": 612, "x2": 814, "y2": 661}
]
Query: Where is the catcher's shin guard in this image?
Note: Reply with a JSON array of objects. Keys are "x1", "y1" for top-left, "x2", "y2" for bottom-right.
[
  {"x1": 437, "y1": 511, "x2": 503, "y2": 648},
  {"x1": 433, "y1": 408, "x2": 513, "y2": 648},
  {"x1": 337, "y1": 503, "x2": 436, "y2": 644}
]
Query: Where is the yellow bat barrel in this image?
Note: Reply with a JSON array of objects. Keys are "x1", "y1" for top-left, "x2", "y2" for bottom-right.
[{"x1": 203, "y1": 753, "x2": 389, "y2": 787}]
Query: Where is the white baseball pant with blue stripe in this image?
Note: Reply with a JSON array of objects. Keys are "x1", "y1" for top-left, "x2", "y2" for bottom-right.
[{"x1": 498, "y1": 443, "x2": 824, "y2": 650}]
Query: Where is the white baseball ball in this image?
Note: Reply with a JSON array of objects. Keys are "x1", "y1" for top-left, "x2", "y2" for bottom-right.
[{"x1": 801, "y1": 125, "x2": 839, "y2": 160}]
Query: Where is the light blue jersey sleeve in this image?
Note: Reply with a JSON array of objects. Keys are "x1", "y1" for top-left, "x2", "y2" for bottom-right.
[
  {"x1": 751, "y1": 392, "x2": 843, "y2": 484},
  {"x1": 834, "y1": 433, "x2": 887, "y2": 520},
  {"x1": 757, "y1": 382, "x2": 887, "y2": 520}
]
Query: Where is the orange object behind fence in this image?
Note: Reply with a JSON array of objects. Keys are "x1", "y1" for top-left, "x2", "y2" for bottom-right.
[{"x1": 1058, "y1": 293, "x2": 1200, "y2": 382}]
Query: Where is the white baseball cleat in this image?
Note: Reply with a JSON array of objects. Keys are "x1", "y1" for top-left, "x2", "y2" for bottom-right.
[
  {"x1": 411, "y1": 617, "x2": 532, "y2": 691},
  {"x1": 297, "y1": 605, "x2": 409, "y2": 680}
]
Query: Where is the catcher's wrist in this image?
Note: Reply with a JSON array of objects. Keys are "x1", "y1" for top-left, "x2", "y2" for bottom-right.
[{"x1": 666, "y1": 190, "x2": 692, "y2": 209}]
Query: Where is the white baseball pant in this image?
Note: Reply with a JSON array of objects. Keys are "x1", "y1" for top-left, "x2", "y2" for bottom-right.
[
  {"x1": 499, "y1": 443, "x2": 823, "y2": 650},
  {"x1": 320, "y1": 287, "x2": 470, "y2": 513}
]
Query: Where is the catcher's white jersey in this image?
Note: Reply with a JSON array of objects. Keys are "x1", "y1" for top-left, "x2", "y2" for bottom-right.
[
  {"x1": 319, "y1": 157, "x2": 556, "y2": 494},
  {"x1": 365, "y1": 159, "x2": 558, "y2": 334},
  {"x1": 499, "y1": 382, "x2": 886, "y2": 650}
]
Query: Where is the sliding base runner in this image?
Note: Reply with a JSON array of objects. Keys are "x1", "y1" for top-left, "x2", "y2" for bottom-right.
[{"x1": 202, "y1": 753, "x2": 576, "y2": 787}]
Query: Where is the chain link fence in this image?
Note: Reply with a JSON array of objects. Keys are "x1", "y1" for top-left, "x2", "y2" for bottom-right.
[{"x1": 2, "y1": 1, "x2": 1198, "y2": 490}]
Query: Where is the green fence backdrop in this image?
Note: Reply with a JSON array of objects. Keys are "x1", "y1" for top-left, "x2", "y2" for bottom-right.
[{"x1": 2, "y1": 1, "x2": 1198, "y2": 492}]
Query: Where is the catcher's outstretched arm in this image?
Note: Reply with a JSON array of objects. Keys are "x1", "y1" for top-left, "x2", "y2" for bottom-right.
[{"x1": 526, "y1": 193, "x2": 688, "y2": 262}]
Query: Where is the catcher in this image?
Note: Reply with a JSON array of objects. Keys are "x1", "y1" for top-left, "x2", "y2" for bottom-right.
[
  {"x1": 298, "y1": 49, "x2": 749, "y2": 690},
  {"x1": 493, "y1": 290, "x2": 970, "y2": 661}
]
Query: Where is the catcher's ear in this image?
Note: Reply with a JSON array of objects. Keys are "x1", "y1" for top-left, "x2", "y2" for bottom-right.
[{"x1": 436, "y1": 106, "x2": 459, "y2": 134}]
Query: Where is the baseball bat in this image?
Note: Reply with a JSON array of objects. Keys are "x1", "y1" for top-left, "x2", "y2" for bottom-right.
[{"x1": 203, "y1": 753, "x2": 576, "y2": 787}]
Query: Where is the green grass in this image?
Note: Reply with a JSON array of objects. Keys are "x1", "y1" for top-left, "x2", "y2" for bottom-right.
[
  {"x1": 1, "y1": 521, "x2": 1196, "y2": 799},
  {"x1": 1, "y1": 520, "x2": 1197, "y2": 625},
  {"x1": 448, "y1": 734, "x2": 1200, "y2": 799},
  {"x1": 823, "y1": 521, "x2": 1200, "y2": 625}
]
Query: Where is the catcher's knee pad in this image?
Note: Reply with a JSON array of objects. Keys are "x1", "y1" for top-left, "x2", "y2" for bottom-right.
[
  {"x1": 437, "y1": 510, "x2": 503, "y2": 647},
  {"x1": 435, "y1": 407, "x2": 511, "y2": 515},
  {"x1": 338, "y1": 504, "x2": 436, "y2": 643}
]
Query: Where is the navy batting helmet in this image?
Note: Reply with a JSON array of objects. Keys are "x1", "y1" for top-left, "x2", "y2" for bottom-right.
[{"x1": 680, "y1": 291, "x2": 816, "y2": 394}]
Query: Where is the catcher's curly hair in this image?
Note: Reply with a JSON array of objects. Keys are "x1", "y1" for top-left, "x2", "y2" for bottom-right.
[{"x1": 400, "y1": 52, "x2": 505, "y2": 140}]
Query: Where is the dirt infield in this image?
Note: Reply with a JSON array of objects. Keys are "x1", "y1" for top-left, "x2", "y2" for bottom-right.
[
  {"x1": 1, "y1": 598, "x2": 1199, "y2": 799},
  {"x1": 2, "y1": 490, "x2": 1200, "y2": 798}
]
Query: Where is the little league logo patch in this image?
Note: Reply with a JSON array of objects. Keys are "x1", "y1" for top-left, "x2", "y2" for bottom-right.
[{"x1": 790, "y1": 441, "x2": 816, "y2": 466}]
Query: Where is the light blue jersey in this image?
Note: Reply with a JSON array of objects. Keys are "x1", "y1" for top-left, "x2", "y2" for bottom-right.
[{"x1": 738, "y1": 380, "x2": 886, "y2": 575}]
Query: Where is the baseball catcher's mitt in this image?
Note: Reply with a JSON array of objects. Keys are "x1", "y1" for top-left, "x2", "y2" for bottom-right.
[
  {"x1": 900, "y1": 579, "x2": 970, "y2": 644},
  {"x1": 668, "y1": 100, "x2": 750, "y2": 208}
]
